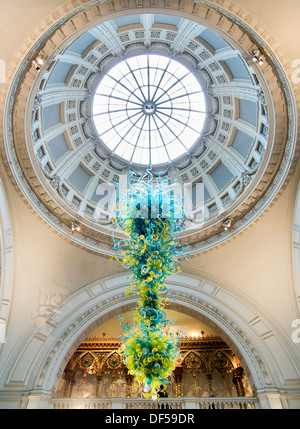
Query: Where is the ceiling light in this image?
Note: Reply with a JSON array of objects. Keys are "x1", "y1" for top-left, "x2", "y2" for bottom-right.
[
  {"x1": 223, "y1": 218, "x2": 231, "y2": 231},
  {"x1": 71, "y1": 221, "x2": 81, "y2": 232},
  {"x1": 252, "y1": 49, "x2": 263, "y2": 65},
  {"x1": 31, "y1": 55, "x2": 44, "y2": 71}
]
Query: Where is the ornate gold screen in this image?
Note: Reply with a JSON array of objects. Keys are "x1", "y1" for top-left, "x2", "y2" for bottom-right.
[{"x1": 58, "y1": 335, "x2": 249, "y2": 399}]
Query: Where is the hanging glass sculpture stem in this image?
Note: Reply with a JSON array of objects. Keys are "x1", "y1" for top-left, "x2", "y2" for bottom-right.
[{"x1": 112, "y1": 171, "x2": 188, "y2": 399}]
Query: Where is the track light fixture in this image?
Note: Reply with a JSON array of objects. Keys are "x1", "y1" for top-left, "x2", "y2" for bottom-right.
[
  {"x1": 31, "y1": 55, "x2": 44, "y2": 71},
  {"x1": 252, "y1": 49, "x2": 264, "y2": 65},
  {"x1": 223, "y1": 218, "x2": 231, "y2": 231},
  {"x1": 71, "y1": 221, "x2": 81, "y2": 232}
]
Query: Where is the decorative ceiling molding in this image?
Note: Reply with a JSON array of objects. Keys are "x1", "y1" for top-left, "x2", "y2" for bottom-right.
[{"x1": 0, "y1": 0, "x2": 298, "y2": 257}]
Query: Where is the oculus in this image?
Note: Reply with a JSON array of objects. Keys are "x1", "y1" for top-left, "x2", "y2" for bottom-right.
[{"x1": 93, "y1": 54, "x2": 206, "y2": 166}]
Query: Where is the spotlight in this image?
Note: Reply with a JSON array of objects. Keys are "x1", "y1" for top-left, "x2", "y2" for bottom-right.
[
  {"x1": 252, "y1": 49, "x2": 263, "y2": 65},
  {"x1": 71, "y1": 221, "x2": 81, "y2": 232},
  {"x1": 31, "y1": 55, "x2": 44, "y2": 71},
  {"x1": 223, "y1": 218, "x2": 231, "y2": 231}
]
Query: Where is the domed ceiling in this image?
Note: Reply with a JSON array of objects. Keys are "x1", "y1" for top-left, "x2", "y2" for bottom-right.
[{"x1": 3, "y1": 3, "x2": 295, "y2": 257}]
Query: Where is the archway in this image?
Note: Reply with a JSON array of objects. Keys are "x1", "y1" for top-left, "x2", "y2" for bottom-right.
[
  {"x1": 2, "y1": 270, "x2": 291, "y2": 408},
  {"x1": 55, "y1": 307, "x2": 254, "y2": 401},
  {"x1": 292, "y1": 179, "x2": 300, "y2": 314},
  {"x1": 0, "y1": 179, "x2": 14, "y2": 348}
]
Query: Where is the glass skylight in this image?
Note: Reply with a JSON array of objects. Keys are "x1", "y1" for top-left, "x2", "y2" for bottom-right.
[{"x1": 93, "y1": 54, "x2": 206, "y2": 166}]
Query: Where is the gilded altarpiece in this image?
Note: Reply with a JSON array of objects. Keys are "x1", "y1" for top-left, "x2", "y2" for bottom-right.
[{"x1": 56, "y1": 336, "x2": 252, "y2": 399}]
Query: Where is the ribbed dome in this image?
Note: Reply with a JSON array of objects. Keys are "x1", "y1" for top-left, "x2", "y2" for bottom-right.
[{"x1": 4, "y1": 7, "x2": 293, "y2": 256}]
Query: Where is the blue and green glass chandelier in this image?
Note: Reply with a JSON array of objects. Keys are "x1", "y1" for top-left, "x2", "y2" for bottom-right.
[{"x1": 111, "y1": 171, "x2": 188, "y2": 399}]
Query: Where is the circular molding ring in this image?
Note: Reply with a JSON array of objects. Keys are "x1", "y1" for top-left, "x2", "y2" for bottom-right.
[{"x1": 0, "y1": 0, "x2": 299, "y2": 257}]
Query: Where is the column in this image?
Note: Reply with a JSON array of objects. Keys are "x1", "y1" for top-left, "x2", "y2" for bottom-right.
[
  {"x1": 232, "y1": 367, "x2": 245, "y2": 397},
  {"x1": 206, "y1": 373, "x2": 213, "y2": 393},
  {"x1": 173, "y1": 366, "x2": 183, "y2": 398},
  {"x1": 63, "y1": 368, "x2": 75, "y2": 398},
  {"x1": 125, "y1": 372, "x2": 134, "y2": 398},
  {"x1": 96, "y1": 372, "x2": 102, "y2": 397}
]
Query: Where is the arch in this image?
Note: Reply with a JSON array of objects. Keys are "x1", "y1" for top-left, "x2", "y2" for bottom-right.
[
  {"x1": 2, "y1": 270, "x2": 299, "y2": 408},
  {"x1": 73, "y1": 351, "x2": 101, "y2": 373},
  {"x1": 0, "y1": 179, "x2": 14, "y2": 348},
  {"x1": 101, "y1": 351, "x2": 124, "y2": 372},
  {"x1": 182, "y1": 350, "x2": 209, "y2": 373},
  {"x1": 292, "y1": 179, "x2": 300, "y2": 313},
  {"x1": 208, "y1": 349, "x2": 235, "y2": 374}
]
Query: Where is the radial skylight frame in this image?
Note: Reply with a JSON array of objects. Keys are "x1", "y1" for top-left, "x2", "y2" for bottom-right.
[{"x1": 93, "y1": 54, "x2": 207, "y2": 166}]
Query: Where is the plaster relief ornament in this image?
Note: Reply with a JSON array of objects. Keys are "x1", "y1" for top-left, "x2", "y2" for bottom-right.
[{"x1": 112, "y1": 170, "x2": 188, "y2": 399}]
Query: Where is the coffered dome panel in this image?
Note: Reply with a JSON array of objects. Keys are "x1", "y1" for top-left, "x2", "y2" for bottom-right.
[{"x1": 3, "y1": 2, "x2": 295, "y2": 257}]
